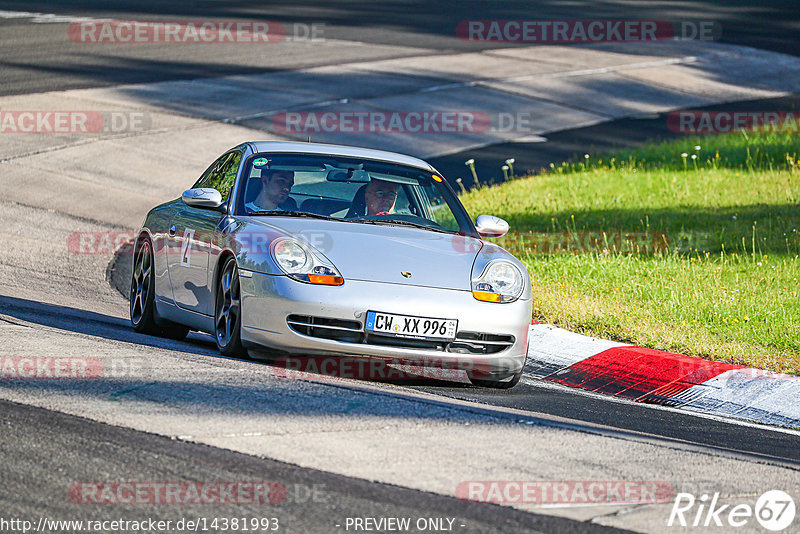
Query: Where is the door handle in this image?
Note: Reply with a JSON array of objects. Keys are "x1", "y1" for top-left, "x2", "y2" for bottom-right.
[{"x1": 169, "y1": 225, "x2": 177, "y2": 237}]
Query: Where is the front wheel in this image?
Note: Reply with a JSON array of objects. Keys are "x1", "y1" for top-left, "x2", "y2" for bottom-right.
[{"x1": 215, "y1": 257, "x2": 248, "y2": 358}]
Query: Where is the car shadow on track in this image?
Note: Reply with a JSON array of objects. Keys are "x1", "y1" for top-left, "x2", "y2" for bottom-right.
[
  {"x1": 0, "y1": 296, "x2": 508, "y2": 422},
  {"x1": 0, "y1": 294, "x2": 468, "y2": 390}
]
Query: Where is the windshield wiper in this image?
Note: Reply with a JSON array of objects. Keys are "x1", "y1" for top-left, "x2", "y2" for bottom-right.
[
  {"x1": 247, "y1": 211, "x2": 460, "y2": 235},
  {"x1": 354, "y1": 218, "x2": 455, "y2": 235},
  {"x1": 246, "y1": 210, "x2": 340, "y2": 222}
]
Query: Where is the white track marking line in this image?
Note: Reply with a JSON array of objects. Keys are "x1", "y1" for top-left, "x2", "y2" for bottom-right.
[{"x1": 0, "y1": 10, "x2": 101, "y2": 24}]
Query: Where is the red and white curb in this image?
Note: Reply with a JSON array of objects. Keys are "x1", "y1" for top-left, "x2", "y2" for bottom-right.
[{"x1": 525, "y1": 323, "x2": 800, "y2": 430}]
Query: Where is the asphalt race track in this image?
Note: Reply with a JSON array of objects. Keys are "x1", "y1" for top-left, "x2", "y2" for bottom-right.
[
  {"x1": 0, "y1": 2, "x2": 798, "y2": 533},
  {"x1": 2, "y1": 398, "x2": 619, "y2": 534},
  {"x1": 1, "y1": 0, "x2": 800, "y2": 95}
]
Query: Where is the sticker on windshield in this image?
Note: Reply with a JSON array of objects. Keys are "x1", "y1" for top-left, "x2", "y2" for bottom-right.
[{"x1": 253, "y1": 158, "x2": 269, "y2": 167}]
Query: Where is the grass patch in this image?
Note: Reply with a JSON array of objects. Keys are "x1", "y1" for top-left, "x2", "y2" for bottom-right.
[{"x1": 461, "y1": 132, "x2": 800, "y2": 373}]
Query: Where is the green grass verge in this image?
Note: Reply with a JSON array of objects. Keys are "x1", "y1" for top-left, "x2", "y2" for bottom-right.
[{"x1": 460, "y1": 132, "x2": 800, "y2": 373}]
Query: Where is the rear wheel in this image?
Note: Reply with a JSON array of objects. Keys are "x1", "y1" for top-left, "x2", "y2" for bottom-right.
[
  {"x1": 130, "y1": 237, "x2": 189, "y2": 340},
  {"x1": 215, "y1": 256, "x2": 248, "y2": 358}
]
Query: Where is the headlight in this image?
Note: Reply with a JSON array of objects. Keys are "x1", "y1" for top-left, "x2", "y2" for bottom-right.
[
  {"x1": 271, "y1": 238, "x2": 343, "y2": 286},
  {"x1": 472, "y1": 260, "x2": 524, "y2": 303},
  {"x1": 273, "y1": 240, "x2": 309, "y2": 272}
]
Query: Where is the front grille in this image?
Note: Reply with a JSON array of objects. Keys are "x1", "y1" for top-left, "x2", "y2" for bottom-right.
[
  {"x1": 286, "y1": 315, "x2": 363, "y2": 343},
  {"x1": 448, "y1": 332, "x2": 516, "y2": 354},
  {"x1": 287, "y1": 315, "x2": 514, "y2": 354}
]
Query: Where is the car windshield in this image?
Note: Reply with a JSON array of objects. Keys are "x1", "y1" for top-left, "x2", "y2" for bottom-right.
[{"x1": 236, "y1": 152, "x2": 475, "y2": 235}]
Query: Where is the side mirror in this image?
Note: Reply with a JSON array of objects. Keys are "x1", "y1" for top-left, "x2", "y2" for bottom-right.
[
  {"x1": 182, "y1": 188, "x2": 224, "y2": 210},
  {"x1": 475, "y1": 214, "x2": 509, "y2": 238}
]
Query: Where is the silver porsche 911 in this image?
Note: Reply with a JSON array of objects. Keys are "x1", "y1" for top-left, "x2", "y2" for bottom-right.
[{"x1": 130, "y1": 142, "x2": 531, "y2": 388}]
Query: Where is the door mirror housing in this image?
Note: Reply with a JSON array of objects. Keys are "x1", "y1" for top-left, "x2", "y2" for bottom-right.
[
  {"x1": 475, "y1": 214, "x2": 510, "y2": 238},
  {"x1": 182, "y1": 188, "x2": 225, "y2": 210}
]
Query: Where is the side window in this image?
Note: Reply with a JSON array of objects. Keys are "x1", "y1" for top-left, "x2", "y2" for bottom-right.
[
  {"x1": 192, "y1": 155, "x2": 226, "y2": 189},
  {"x1": 192, "y1": 151, "x2": 242, "y2": 201}
]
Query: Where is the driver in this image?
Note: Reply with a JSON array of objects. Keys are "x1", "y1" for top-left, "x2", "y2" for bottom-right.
[
  {"x1": 364, "y1": 178, "x2": 399, "y2": 215},
  {"x1": 247, "y1": 170, "x2": 296, "y2": 212}
]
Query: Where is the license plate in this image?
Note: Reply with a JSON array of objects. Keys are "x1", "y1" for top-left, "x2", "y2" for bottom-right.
[{"x1": 365, "y1": 311, "x2": 458, "y2": 341}]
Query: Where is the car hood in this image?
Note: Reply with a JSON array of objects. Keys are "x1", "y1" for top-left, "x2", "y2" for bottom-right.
[{"x1": 238, "y1": 216, "x2": 485, "y2": 290}]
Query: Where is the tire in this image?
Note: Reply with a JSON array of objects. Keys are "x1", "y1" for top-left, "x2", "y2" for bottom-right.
[
  {"x1": 214, "y1": 256, "x2": 248, "y2": 358},
  {"x1": 467, "y1": 366, "x2": 524, "y2": 389},
  {"x1": 129, "y1": 237, "x2": 189, "y2": 340}
]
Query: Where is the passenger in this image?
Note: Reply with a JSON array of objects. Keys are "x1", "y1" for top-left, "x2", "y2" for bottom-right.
[{"x1": 246, "y1": 170, "x2": 296, "y2": 212}]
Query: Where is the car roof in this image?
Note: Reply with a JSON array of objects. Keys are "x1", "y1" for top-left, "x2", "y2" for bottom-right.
[{"x1": 246, "y1": 141, "x2": 437, "y2": 172}]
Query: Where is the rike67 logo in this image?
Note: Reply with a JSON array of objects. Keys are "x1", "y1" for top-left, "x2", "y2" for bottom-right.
[{"x1": 668, "y1": 490, "x2": 796, "y2": 531}]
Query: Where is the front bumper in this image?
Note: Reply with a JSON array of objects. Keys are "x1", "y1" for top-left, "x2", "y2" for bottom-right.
[{"x1": 239, "y1": 272, "x2": 531, "y2": 377}]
